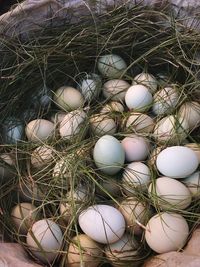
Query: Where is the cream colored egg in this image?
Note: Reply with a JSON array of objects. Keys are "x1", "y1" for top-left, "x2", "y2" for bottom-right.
[
  {"x1": 153, "y1": 115, "x2": 189, "y2": 144},
  {"x1": 185, "y1": 143, "x2": 200, "y2": 163},
  {"x1": 183, "y1": 171, "x2": 200, "y2": 196},
  {"x1": 153, "y1": 86, "x2": 179, "y2": 115},
  {"x1": 67, "y1": 234, "x2": 103, "y2": 267},
  {"x1": 31, "y1": 145, "x2": 55, "y2": 168},
  {"x1": 132, "y1": 72, "x2": 157, "y2": 93},
  {"x1": 53, "y1": 86, "x2": 84, "y2": 111},
  {"x1": 11, "y1": 202, "x2": 38, "y2": 235},
  {"x1": 122, "y1": 162, "x2": 151, "y2": 194},
  {"x1": 0, "y1": 153, "x2": 15, "y2": 180},
  {"x1": 145, "y1": 212, "x2": 189, "y2": 253},
  {"x1": 51, "y1": 112, "x2": 67, "y2": 125},
  {"x1": 119, "y1": 198, "x2": 150, "y2": 235},
  {"x1": 98, "y1": 54, "x2": 127, "y2": 78},
  {"x1": 59, "y1": 110, "x2": 87, "y2": 139},
  {"x1": 178, "y1": 101, "x2": 200, "y2": 130},
  {"x1": 53, "y1": 158, "x2": 69, "y2": 181},
  {"x1": 26, "y1": 219, "x2": 63, "y2": 263},
  {"x1": 105, "y1": 233, "x2": 139, "y2": 267},
  {"x1": 148, "y1": 177, "x2": 192, "y2": 210},
  {"x1": 89, "y1": 114, "x2": 117, "y2": 136},
  {"x1": 125, "y1": 112, "x2": 155, "y2": 134},
  {"x1": 78, "y1": 205, "x2": 125, "y2": 244},
  {"x1": 125, "y1": 85, "x2": 153, "y2": 112},
  {"x1": 25, "y1": 119, "x2": 55, "y2": 142},
  {"x1": 100, "y1": 101, "x2": 124, "y2": 113},
  {"x1": 103, "y1": 79, "x2": 130, "y2": 101}
]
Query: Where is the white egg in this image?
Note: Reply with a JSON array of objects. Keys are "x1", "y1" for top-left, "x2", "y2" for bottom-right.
[
  {"x1": 145, "y1": 212, "x2": 189, "y2": 253},
  {"x1": 121, "y1": 135, "x2": 150, "y2": 162},
  {"x1": 93, "y1": 135, "x2": 125, "y2": 175},
  {"x1": 132, "y1": 72, "x2": 157, "y2": 93},
  {"x1": 122, "y1": 162, "x2": 151, "y2": 194},
  {"x1": 156, "y1": 146, "x2": 199, "y2": 178},
  {"x1": 31, "y1": 145, "x2": 55, "y2": 168},
  {"x1": 183, "y1": 171, "x2": 200, "y2": 196},
  {"x1": 89, "y1": 114, "x2": 117, "y2": 136},
  {"x1": 26, "y1": 219, "x2": 63, "y2": 263},
  {"x1": 102, "y1": 79, "x2": 130, "y2": 101},
  {"x1": 125, "y1": 85, "x2": 153, "y2": 112},
  {"x1": 98, "y1": 54, "x2": 127, "y2": 78},
  {"x1": 100, "y1": 101, "x2": 124, "y2": 113},
  {"x1": 125, "y1": 112, "x2": 155, "y2": 134},
  {"x1": 79, "y1": 73, "x2": 102, "y2": 101},
  {"x1": 0, "y1": 153, "x2": 15, "y2": 181},
  {"x1": 184, "y1": 143, "x2": 200, "y2": 163},
  {"x1": 152, "y1": 86, "x2": 179, "y2": 115},
  {"x1": 148, "y1": 177, "x2": 192, "y2": 210},
  {"x1": 105, "y1": 233, "x2": 139, "y2": 267},
  {"x1": 78, "y1": 204, "x2": 125, "y2": 244},
  {"x1": 53, "y1": 86, "x2": 84, "y2": 111},
  {"x1": 59, "y1": 109, "x2": 87, "y2": 139},
  {"x1": 3, "y1": 117, "x2": 24, "y2": 144},
  {"x1": 25, "y1": 119, "x2": 55, "y2": 142},
  {"x1": 153, "y1": 115, "x2": 189, "y2": 144},
  {"x1": 178, "y1": 101, "x2": 200, "y2": 130}
]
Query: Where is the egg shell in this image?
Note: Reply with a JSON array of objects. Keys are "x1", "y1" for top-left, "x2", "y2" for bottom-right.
[
  {"x1": 152, "y1": 86, "x2": 179, "y2": 115},
  {"x1": 125, "y1": 85, "x2": 153, "y2": 112},
  {"x1": 3, "y1": 117, "x2": 24, "y2": 144},
  {"x1": 122, "y1": 162, "x2": 151, "y2": 194},
  {"x1": 53, "y1": 158, "x2": 69, "y2": 180},
  {"x1": 184, "y1": 143, "x2": 200, "y2": 163},
  {"x1": 79, "y1": 73, "x2": 102, "y2": 101},
  {"x1": 156, "y1": 146, "x2": 199, "y2": 178},
  {"x1": 178, "y1": 101, "x2": 200, "y2": 130},
  {"x1": 78, "y1": 205, "x2": 125, "y2": 244},
  {"x1": 121, "y1": 135, "x2": 150, "y2": 162},
  {"x1": 125, "y1": 112, "x2": 155, "y2": 134},
  {"x1": 183, "y1": 171, "x2": 200, "y2": 196},
  {"x1": 67, "y1": 234, "x2": 103, "y2": 267},
  {"x1": 93, "y1": 135, "x2": 125, "y2": 175},
  {"x1": 103, "y1": 79, "x2": 130, "y2": 101},
  {"x1": 100, "y1": 101, "x2": 124, "y2": 113},
  {"x1": 25, "y1": 119, "x2": 54, "y2": 142},
  {"x1": 148, "y1": 177, "x2": 192, "y2": 210},
  {"x1": 26, "y1": 219, "x2": 63, "y2": 263},
  {"x1": 89, "y1": 114, "x2": 117, "y2": 136},
  {"x1": 31, "y1": 145, "x2": 55, "y2": 168},
  {"x1": 59, "y1": 110, "x2": 87, "y2": 139},
  {"x1": 119, "y1": 198, "x2": 150, "y2": 235},
  {"x1": 145, "y1": 212, "x2": 189, "y2": 253},
  {"x1": 98, "y1": 54, "x2": 127, "y2": 78},
  {"x1": 53, "y1": 86, "x2": 84, "y2": 111},
  {"x1": 11, "y1": 202, "x2": 38, "y2": 235},
  {"x1": 132, "y1": 72, "x2": 157, "y2": 93},
  {"x1": 0, "y1": 153, "x2": 15, "y2": 180},
  {"x1": 153, "y1": 115, "x2": 189, "y2": 144},
  {"x1": 105, "y1": 233, "x2": 139, "y2": 267}
]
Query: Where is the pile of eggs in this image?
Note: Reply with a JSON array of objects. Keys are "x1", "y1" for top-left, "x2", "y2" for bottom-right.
[{"x1": 1, "y1": 53, "x2": 200, "y2": 266}]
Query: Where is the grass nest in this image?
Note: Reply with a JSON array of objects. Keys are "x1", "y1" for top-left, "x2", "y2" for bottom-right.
[{"x1": 0, "y1": 3, "x2": 200, "y2": 267}]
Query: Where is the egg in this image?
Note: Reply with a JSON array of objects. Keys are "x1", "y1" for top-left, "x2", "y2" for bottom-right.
[
  {"x1": 152, "y1": 86, "x2": 179, "y2": 115},
  {"x1": 98, "y1": 54, "x2": 127, "y2": 78},
  {"x1": 184, "y1": 143, "x2": 200, "y2": 163},
  {"x1": 89, "y1": 114, "x2": 117, "y2": 136},
  {"x1": 3, "y1": 117, "x2": 24, "y2": 144},
  {"x1": 78, "y1": 205, "x2": 125, "y2": 244},
  {"x1": 0, "y1": 153, "x2": 15, "y2": 181},
  {"x1": 122, "y1": 162, "x2": 151, "y2": 194},
  {"x1": 119, "y1": 198, "x2": 150, "y2": 235},
  {"x1": 132, "y1": 72, "x2": 157, "y2": 93},
  {"x1": 53, "y1": 158, "x2": 69, "y2": 181},
  {"x1": 153, "y1": 115, "x2": 189, "y2": 144},
  {"x1": 105, "y1": 233, "x2": 139, "y2": 267},
  {"x1": 102, "y1": 79, "x2": 130, "y2": 101},
  {"x1": 79, "y1": 73, "x2": 102, "y2": 101},
  {"x1": 183, "y1": 171, "x2": 200, "y2": 196},
  {"x1": 145, "y1": 212, "x2": 189, "y2": 253},
  {"x1": 67, "y1": 234, "x2": 103, "y2": 267},
  {"x1": 11, "y1": 202, "x2": 39, "y2": 235},
  {"x1": 156, "y1": 146, "x2": 199, "y2": 178},
  {"x1": 25, "y1": 119, "x2": 54, "y2": 142},
  {"x1": 53, "y1": 86, "x2": 84, "y2": 111},
  {"x1": 93, "y1": 135, "x2": 125, "y2": 175},
  {"x1": 125, "y1": 85, "x2": 153, "y2": 112},
  {"x1": 31, "y1": 84, "x2": 52, "y2": 110},
  {"x1": 100, "y1": 101, "x2": 124, "y2": 113},
  {"x1": 124, "y1": 112, "x2": 154, "y2": 134},
  {"x1": 26, "y1": 219, "x2": 63, "y2": 263},
  {"x1": 147, "y1": 146, "x2": 164, "y2": 169},
  {"x1": 31, "y1": 145, "x2": 55, "y2": 168},
  {"x1": 51, "y1": 112, "x2": 67, "y2": 125},
  {"x1": 178, "y1": 101, "x2": 200, "y2": 130},
  {"x1": 121, "y1": 135, "x2": 150, "y2": 162},
  {"x1": 148, "y1": 177, "x2": 192, "y2": 210},
  {"x1": 59, "y1": 109, "x2": 87, "y2": 139}
]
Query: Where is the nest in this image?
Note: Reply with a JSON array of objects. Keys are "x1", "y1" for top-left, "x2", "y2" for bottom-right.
[{"x1": 0, "y1": 3, "x2": 200, "y2": 267}]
